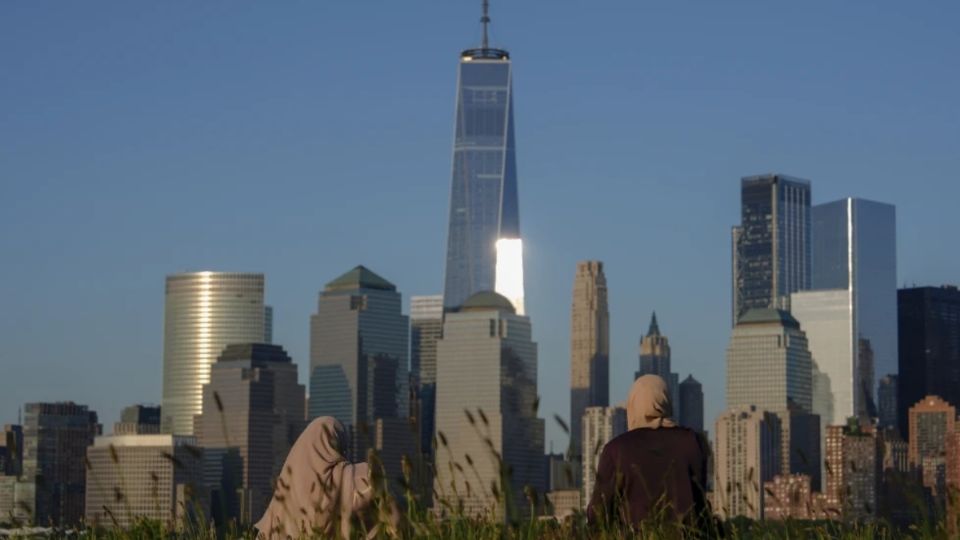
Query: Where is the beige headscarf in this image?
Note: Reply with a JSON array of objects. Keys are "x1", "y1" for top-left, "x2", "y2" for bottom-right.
[
  {"x1": 255, "y1": 417, "x2": 374, "y2": 539},
  {"x1": 627, "y1": 374, "x2": 677, "y2": 430}
]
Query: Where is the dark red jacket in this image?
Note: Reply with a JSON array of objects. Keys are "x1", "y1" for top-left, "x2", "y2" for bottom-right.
[{"x1": 587, "y1": 426, "x2": 709, "y2": 527}]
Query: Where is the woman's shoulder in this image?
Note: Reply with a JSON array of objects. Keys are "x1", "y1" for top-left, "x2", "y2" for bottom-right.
[{"x1": 609, "y1": 426, "x2": 701, "y2": 446}]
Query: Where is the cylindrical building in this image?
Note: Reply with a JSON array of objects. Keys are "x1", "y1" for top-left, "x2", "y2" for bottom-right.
[{"x1": 161, "y1": 272, "x2": 267, "y2": 435}]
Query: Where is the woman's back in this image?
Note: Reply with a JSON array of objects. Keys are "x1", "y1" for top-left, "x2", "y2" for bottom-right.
[{"x1": 587, "y1": 425, "x2": 708, "y2": 526}]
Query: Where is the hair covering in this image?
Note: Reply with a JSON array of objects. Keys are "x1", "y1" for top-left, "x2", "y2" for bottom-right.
[
  {"x1": 255, "y1": 417, "x2": 374, "y2": 539},
  {"x1": 627, "y1": 374, "x2": 676, "y2": 430}
]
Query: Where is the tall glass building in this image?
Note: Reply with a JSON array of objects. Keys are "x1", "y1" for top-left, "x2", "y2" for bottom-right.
[
  {"x1": 161, "y1": 272, "x2": 269, "y2": 435},
  {"x1": 791, "y1": 198, "x2": 897, "y2": 425},
  {"x1": 308, "y1": 266, "x2": 409, "y2": 459},
  {"x1": 442, "y1": 8, "x2": 522, "y2": 312},
  {"x1": 732, "y1": 174, "x2": 811, "y2": 324},
  {"x1": 897, "y1": 286, "x2": 960, "y2": 438}
]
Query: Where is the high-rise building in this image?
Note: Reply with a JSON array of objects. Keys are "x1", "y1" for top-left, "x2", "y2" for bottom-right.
[
  {"x1": 731, "y1": 174, "x2": 811, "y2": 323},
  {"x1": 410, "y1": 294, "x2": 443, "y2": 455},
  {"x1": 434, "y1": 291, "x2": 544, "y2": 519},
  {"x1": 308, "y1": 266, "x2": 409, "y2": 460},
  {"x1": 85, "y1": 434, "x2": 204, "y2": 528},
  {"x1": 0, "y1": 425, "x2": 26, "y2": 522},
  {"x1": 714, "y1": 406, "x2": 782, "y2": 519},
  {"x1": 878, "y1": 375, "x2": 898, "y2": 430},
  {"x1": 726, "y1": 308, "x2": 814, "y2": 476},
  {"x1": 908, "y1": 395, "x2": 956, "y2": 493},
  {"x1": 791, "y1": 198, "x2": 897, "y2": 427},
  {"x1": 824, "y1": 419, "x2": 882, "y2": 521},
  {"x1": 114, "y1": 404, "x2": 161, "y2": 434},
  {"x1": 442, "y1": 2, "x2": 523, "y2": 314},
  {"x1": 0, "y1": 425, "x2": 22, "y2": 477},
  {"x1": 635, "y1": 313, "x2": 679, "y2": 413},
  {"x1": 679, "y1": 375, "x2": 704, "y2": 433},
  {"x1": 195, "y1": 343, "x2": 305, "y2": 523},
  {"x1": 898, "y1": 286, "x2": 960, "y2": 438},
  {"x1": 946, "y1": 430, "x2": 960, "y2": 532},
  {"x1": 580, "y1": 406, "x2": 626, "y2": 506},
  {"x1": 19, "y1": 402, "x2": 100, "y2": 526},
  {"x1": 569, "y1": 261, "x2": 609, "y2": 457},
  {"x1": 162, "y1": 272, "x2": 269, "y2": 435}
]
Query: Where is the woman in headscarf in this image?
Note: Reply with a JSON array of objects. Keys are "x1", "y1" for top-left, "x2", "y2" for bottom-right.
[
  {"x1": 255, "y1": 416, "x2": 390, "y2": 539},
  {"x1": 586, "y1": 374, "x2": 709, "y2": 530}
]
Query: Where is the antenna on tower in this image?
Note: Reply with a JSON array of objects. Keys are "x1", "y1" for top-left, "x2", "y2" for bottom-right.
[{"x1": 481, "y1": 0, "x2": 490, "y2": 49}]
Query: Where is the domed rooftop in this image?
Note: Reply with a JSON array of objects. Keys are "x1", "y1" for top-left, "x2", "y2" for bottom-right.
[{"x1": 460, "y1": 291, "x2": 516, "y2": 314}]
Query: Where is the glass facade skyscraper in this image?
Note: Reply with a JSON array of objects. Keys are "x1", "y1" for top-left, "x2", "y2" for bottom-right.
[
  {"x1": 732, "y1": 174, "x2": 811, "y2": 324},
  {"x1": 308, "y1": 266, "x2": 409, "y2": 459},
  {"x1": 161, "y1": 272, "x2": 269, "y2": 435},
  {"x1": 442, "y1": 21, "x2": 521, "y2": 312},
  {"x1": 897, "y1": 286, "x2": 960, "y2": 438},
  {"x1": 792, "y1": 198, "x2": 897, "y2": 425}
]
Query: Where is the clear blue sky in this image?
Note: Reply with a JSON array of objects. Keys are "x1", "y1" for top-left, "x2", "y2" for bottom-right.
[{"x1": 1, "y1": 1, "x2": 958, "y2": 451}]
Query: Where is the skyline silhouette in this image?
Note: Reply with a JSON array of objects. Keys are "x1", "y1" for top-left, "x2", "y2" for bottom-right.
[{"x1": 2, "y1": 1, "x2": 959, "y2": 451}]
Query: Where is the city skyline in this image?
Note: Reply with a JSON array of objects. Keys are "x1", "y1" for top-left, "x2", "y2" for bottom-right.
[{"x1": 3, "y1": 2, "x2": 960, "y2": 452}]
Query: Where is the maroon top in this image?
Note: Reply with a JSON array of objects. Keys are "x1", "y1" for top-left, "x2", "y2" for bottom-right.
[{"x1": 587, "y1": 426, "x2": 709, "y2": 527}]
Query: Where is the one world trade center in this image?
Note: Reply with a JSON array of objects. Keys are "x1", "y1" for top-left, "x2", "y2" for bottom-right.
[{"x1": 442, "y1": 1, "x2": 523, "y2": 314}]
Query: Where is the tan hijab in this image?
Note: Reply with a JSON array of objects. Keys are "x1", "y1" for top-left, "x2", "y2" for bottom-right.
[
  {"x1": 627, "y1": 375, "x2": 677, "y2": 430},
  {"x1": 255, "y1": 417, "x2": 374, "y2": 539}
]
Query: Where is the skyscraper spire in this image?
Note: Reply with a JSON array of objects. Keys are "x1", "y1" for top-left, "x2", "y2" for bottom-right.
[
  {"x1": 481, "y1": 0, "x2": 490, "y2": 49},
  {"x1": 648, "y1": 311, "x2": 660, "y2": 336}
]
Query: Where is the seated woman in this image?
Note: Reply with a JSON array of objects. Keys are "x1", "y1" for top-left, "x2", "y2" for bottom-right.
[
  {"x1": 587, "y1": 374, "x2": 709, "y2": 531},
  {"x1": 255, "y1": 416, "x2": 388, "y2": 539}
]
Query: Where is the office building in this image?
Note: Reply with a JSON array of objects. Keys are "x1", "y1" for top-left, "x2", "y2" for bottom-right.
[
  {"x1": 19, "y1": 402, "x2": 100, "y2": 526},
  {"x1": 908, "y1": 395, "x2": 956, "y2": 493},
  {"x1": 791, "y1": 198, "x2": 897, "y2": 427},
  {"x1": 878, "y1": 375, "x2": 898, "y2": 430},
  {"x1": 726, "y1": 308, "x2": 814, "y2": 476},
  {"x1": 946, "y1": 430, "x2": 960, "y2": 532},
  {"x1": 442, "y1": 2, "x2": 523, "y2": 314},
  {"x1": 581, "y1": 406, "x2": 626, "y2": 506},
  {"x1": 0, "y1": 425, "x2": 22, "y2": 477},
  {"x1": 824, "y1": 418, "x2": 881, "y2": 521},
  {"x1": 162, "y1": 272, "x2": 269, "y2": 435},
  {"x1": 679, "y1": 375, "x2": 704, "y2": 433},
  {"x1": 898, "y1": 286, "x2": 960, "y2": 438},
  {"x1": 434, "y1": 291, "x2": 544, "y2": 519},
  {"x1": 195, "y1": 343, "x2": 305, "y2": 523},
  {"x1": 569, "y1": 261, "x2": 610, "y2": 457},
  {"x1": 731, "y1": 174, "x2": 811, "y2": 323},
  {"x1": 635, "y1": 313, "x2": 679, "y2": 416},
  {"x1": 410, "y1": 295, "x2": 443, "y2": 456},
  {"x1": 85, "y1": 434, "x2": 204, "y2": 528},
  {"x1": 308, "y1": 266, "x2": 409, "y2": 460},
  {"x1": 714, "y1": 406, "x2": 782, "y2": 519},
  {"x1": 114, "y1": 404, "x2": 161, "y2": 435}
]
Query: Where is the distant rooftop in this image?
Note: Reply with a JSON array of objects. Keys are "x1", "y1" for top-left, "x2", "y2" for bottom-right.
[
  {"x1": 460, "y1": 290, "x2": 516, "y2": 314},
  {"x1": 737, "y1": 308, "x2": 800, "y2": 329},
  {"x1": 460, "y1": 48, "x2": 510, "y2": 60},
  {"x1": 325, "y1": 265, "x2": 396, "y2": 292},
  {"x1": 217, "y1": 343, "x2": 292, "y2": 365},
  {"x1": 741, "y1": 173, "x2": 811, "y2": 187}
]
